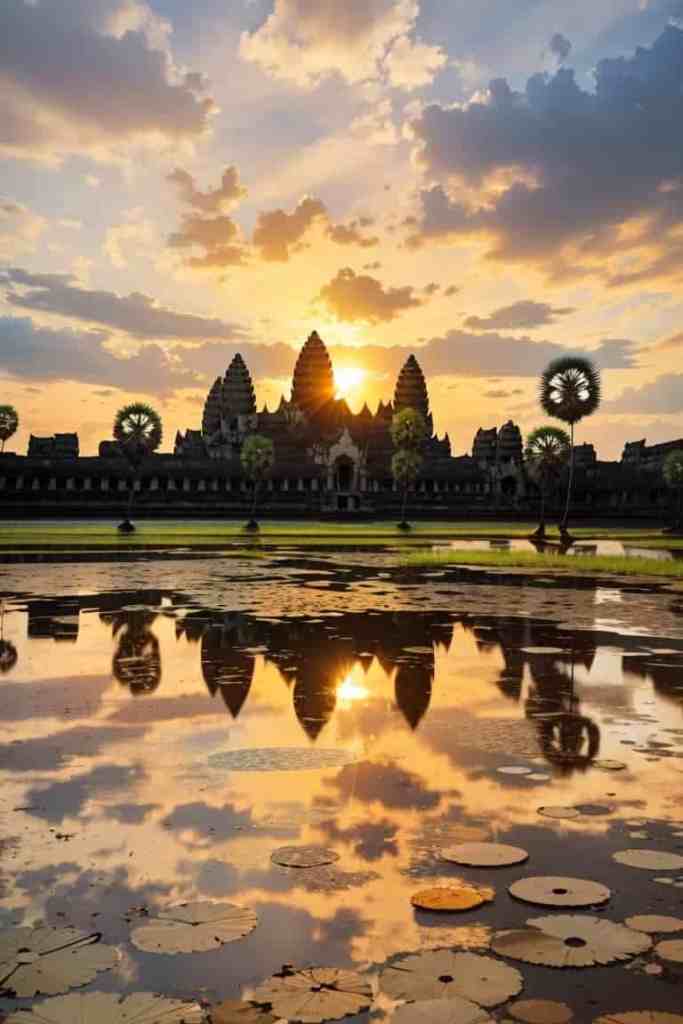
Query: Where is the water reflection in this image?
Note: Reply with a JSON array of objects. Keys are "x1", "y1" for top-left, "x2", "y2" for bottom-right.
[
  {"x1": 103, "y1": 607, "x2": 162, "y2": 695},
  {"x1": 444, "y1": 538, "x2": 683, "y2": 560}
]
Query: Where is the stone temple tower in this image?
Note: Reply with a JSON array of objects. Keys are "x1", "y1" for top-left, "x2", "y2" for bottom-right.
[
  {"x1": 291, "y1": 331, "x2": 335, "y2": 419},
  {"x1": 201, "y1": 353, "x2": 256, "y2": 450},
  {"x1": 393, "y1": 354, "x2": 432, "y2": 431}
]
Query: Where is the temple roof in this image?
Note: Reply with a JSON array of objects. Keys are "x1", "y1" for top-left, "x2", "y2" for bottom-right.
[
  {"x1": 393, "y1": 354, "x2": 430, "y2": 420},
  {"x1": 223, "y1": 353, "x2": 256, "y2": 416},
  {"x1": 291, "y1": 331, "x2": 335, "y2": 418}
]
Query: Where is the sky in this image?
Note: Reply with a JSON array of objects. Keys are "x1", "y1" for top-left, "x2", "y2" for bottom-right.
[{"x1": 2, "y1": 0, "x2": 683, "y2": 459}]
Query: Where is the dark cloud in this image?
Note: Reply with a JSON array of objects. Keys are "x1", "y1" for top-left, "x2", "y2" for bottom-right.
[
  {"x1": 423, "y1": 282, "x2": 441, "y2": 296},
  {"x1": 549, "y1": 32, "x2": 572, "y2": 63},
  {"x1": 317, "y1": 267, "x2": 423, "y2": 323},
  {"x1": 0, "y1": 0, "x2": 215, "y2": 162},
  {"x1": 253, "y1": 197, "x2": 327, "y2": 261},
  {"x1": 408, "y1": 27, "x2": 683, "y2": 286},
  {"x1": 325, "y1": 760, "x2": 440, "y2": 809},
  {"x1": 2, "y1": 268, "x2": 245, "y2": 340},
  {"x1": 0, "y1": 315, "x2": 197, "y2": 393},
  {"x1": 465, "y1": 300, "x2": 575, "y2": 330},
  {"x1": 326, "y1": 220, "x2": 379, "y2": 247},
  {"x1": 444, "y1": 285, "x2": 460, "y2": 297},
  {"x1": 168, "y1": 166, "x2": 246, "y2": 214},
  {"x1": 607, "y1": 373, "x2": 683, "y2": 413}
]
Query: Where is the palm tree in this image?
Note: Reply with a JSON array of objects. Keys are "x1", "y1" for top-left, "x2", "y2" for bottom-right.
[
  {"x1": 539, "y1": 356, "x2": 601, "y2": 540},
  {"x1": 524, "y1": 425, "x2": 571, "y2": 540},
  {"x1": 392, "y1": 448, "x2": 423, "y2": 530},
  {"x1": 391, "y1": 408, "x2": 427, "y2": 531},
  {"x1": 113, "y1": 402, "x2": 163, "y2": 533},
  {"x1": 240, "y1": 434, "x2": 275, "y2": 530},
  {"x1": 663, "y1": 449, "x2": 683, "y2": 534},
  {"x1": 0, "y1": 405, "x2": 19, "y2": 453}
]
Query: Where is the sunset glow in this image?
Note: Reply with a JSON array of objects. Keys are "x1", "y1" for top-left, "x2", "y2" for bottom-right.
[{"x1": 334, "y1": 366, "x2": 367, "y2": 399}]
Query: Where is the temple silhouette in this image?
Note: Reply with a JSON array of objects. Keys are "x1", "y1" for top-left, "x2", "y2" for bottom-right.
[{"x1": 2, "y1": 329, "x2": 680, "y2": 517}]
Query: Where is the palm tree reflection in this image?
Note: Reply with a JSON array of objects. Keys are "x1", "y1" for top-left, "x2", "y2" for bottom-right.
[{"x1": 106, "y1": 609, "x2": 162, "y2": 695}]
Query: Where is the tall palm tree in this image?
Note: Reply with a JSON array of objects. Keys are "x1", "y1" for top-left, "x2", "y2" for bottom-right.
[
  {"x1": 113, "y1": 402, "x2": 163, "y2": 533},
  {"x1": 391, "y1": 408, "x2": 427, "y2": 530},
  {"x1": 539, "y1": 356, "x2": 601, "y2": 539},
  {"x1": 524, "y1": 425, "x2": 571, "y2": 539},
  {"x1": 663, "y1": 449, "x2": 683, "y2": 534},
  {"x1": 240, "y1": 434, "x2": 275, "y2": 530},
  {"x1": 0, "y1": 405, "x2": 19, "y2": 453}
]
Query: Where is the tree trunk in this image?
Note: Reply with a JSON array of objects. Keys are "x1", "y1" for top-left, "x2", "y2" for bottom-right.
[
  {"x1": 127, "y1": 476, "x2": 136, "y2": 521},
  {"x1": 537, "y1": 486, "x2": 546, "y2": 538},
  {"x1": 561, "y1": 423, "x2": 575, "y2": 536},
  {"x1": 251, "y1": 479, "x2": 259, "y2": 520},
  {"x1": 401, "y1": 483, "x2": 409, "y2": 525},
  {"x1": 1, "y1": 439, "x2": 4, "y2": 454}
]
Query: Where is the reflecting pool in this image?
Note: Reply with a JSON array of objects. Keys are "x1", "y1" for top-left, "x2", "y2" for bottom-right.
[{"x1": 1, "y1": 555, "x2": 682, "y2": 1019}]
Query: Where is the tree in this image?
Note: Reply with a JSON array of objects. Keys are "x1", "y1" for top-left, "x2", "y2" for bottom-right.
[
  {"x1": 391, "y1": 407, "x2": 428, "y2": 450},
  {"x1": 240, "y1": 434, "x2": 275, "y2": 529},
  {"x1": 113, "y1": 402, "x2": 163, "y2": 533},
  {"x1": 663, "y1": 449, "x2": 683, "y2": 534},
  {"x1": 392, "y1": 448, "x2": 423, "y2": 531},
  {"x1": 391, "y1": 408, "x2": 428, "y2": 530},
  {"x1": 0, "y1": 405, "x2": 19, "y2": 453},
  {"x1": 539, "y1": 356, "x2": 601, "y2": 539},
  {"x1": 524, "y1": 425, "x2": 571, "y2": 539}
]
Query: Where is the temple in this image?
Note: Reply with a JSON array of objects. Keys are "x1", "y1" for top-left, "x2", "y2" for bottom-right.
[{"x1": 0, "y1": 329, "x2": 681, "y2": 518}]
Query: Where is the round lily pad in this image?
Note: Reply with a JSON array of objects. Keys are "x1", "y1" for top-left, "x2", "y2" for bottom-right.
[
  {"x1": 492, "y1": 914, "x2": 650, "y2": 968},
  {"x1": 207, "y1": 748, "x2": 355, "y2": 772},
  {"x1": 6, "y1": 993, "x2": 203, "y2": 1024},
  {"x1": 131, "y1": 901, "x2": 257, "y2": 954},
  {"x1": 537, "y1": 806, "x2": 580, "y2": 820},
  {"x1": 508, "y1": 1000, "x2": 573, "y2": 1023},
  {"x1": 509, "y1": 877, "x2": 610, "y2": 908},
  {"x1": 497, "y1": 767, "x2": 532, "y2": 776},
  {"x1": 656, "y1": 939, "x2": 683, "y2": 963},
  {"x1": 411, "y1": 885, "x2": 494, "y2": 912},
  {"x1": 251, "y1": 966, "x2": 371, "y2": 1022},
  {"x1": 594, "y1": 760, "x2": 626, "y2": 771},
  {"x1": 380, "y1": 949, "x2": 522, "y2": 1007},
  {"x1": 440, "y1": 843, "x2": 528, "y2": 868},
  {"x1": 211, "y1": 1001, "x2": 276, "y2": 1024},
  {"x1": 625, "y1": 916, "x2": 683, "y2": 934},
  {"x1": 613, "y1": 850, "x2": 683, "y2": 871},
  {"x1": 0, "y1": 927, "x2": 117, "y2": 998},
  {"x1": 391, "y1": 998, "x2": 493, "y2": 1024},
  {"x1": 271, "y1": 847, "x2": 339, "y2": 868}
]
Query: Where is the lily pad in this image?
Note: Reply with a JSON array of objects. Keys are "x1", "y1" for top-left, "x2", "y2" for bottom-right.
[
  {"x1": 271, "y1": 847, "x2": 339, "y2": 868},
  {"x1": 251, "y1": 966, "x2": 371, "y2": 1022},
  {"x1": 625, "y1": 916, "x2": 683, "y2": 934},
  {"x1": 537, "y1": 807, "x2": 580, "y2": 820},
  {"x1": 131, "y1": 902, "x2": 257, "y2": 954},
  {"x1": 6, "y1": 993, "x2": 203, "y2": 1024},
  {"x1": 380, "y1": 949, "x2": 523, "y2": 1007},
  {"x1": 655, "y1": 939, "x2": 683, "y2": 963},
  {"x1": 440, "y1": 843, "x2": 528, "y2": 868},
  {"x1": 391, "y1": 998, "x2": 493, "y2": 1024},
  {"x1": 508, "y1": 1000, "x2": 573, "y2": 1023},
  {"x1": 613, "y1": 850, "x2": 683, "y2": 871},
  {"x1": 509, "y1": 877, "x2": 610, "y2": 908},
  {"x1": 594, "y1": 760, "x2": 626, "y2": 771},
  {"x1": 211, "y1": 1001, "x2": 275, "y2": 1024},
  {"x1": 0, "y1": 927, "x2": 117, "y2": 998},
  {"x1": 497, "y1": 767, "x2": 532, "y2": 776},
  {"x1": 411, "y1": 885, "x2": 494, "y2": 912},
  {"x1": 492, "y1": 915, "x2": 651, "y2": 967}
]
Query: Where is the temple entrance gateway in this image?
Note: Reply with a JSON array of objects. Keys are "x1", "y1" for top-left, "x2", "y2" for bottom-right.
[{"x1": 334, "y1": 456, "x2": 354, "y2": 493}]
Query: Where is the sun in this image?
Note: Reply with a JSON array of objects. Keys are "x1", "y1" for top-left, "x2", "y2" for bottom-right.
[{"x1": 335, "y1": 366, "x2": 366, "y2": 398}]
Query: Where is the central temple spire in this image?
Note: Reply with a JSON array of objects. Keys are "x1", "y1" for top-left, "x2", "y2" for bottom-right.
[
  {"x1": 394, "y1": 354, "x2": 430, "y2": 420},
  {"x1": 291, "y1": 330, "x2": 335, "y2": 418}
]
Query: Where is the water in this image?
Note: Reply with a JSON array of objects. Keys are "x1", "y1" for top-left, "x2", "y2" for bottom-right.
[
  {"x1": 1, "y1": 555, "x2": 682, "y2": 1018},
  {"x1": 443, "y1": 538, "x2": 683, "y2": 560}
]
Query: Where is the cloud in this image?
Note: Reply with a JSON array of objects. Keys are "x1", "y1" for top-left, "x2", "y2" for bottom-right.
[
  {"x1": 444, "y1": 285, "x2": 459, "y2": 297},
  {"x1": 2, "y1": 268, "x2": 245, "y2": 340},
  {"x1": 0, "y1": 0, "x2": 216, "y2": 163},
  {"x1": 408, "y1": 26, "x2": 683, "y2": 286},
  {"x1": 653, "y1": 331, "x2": 683, "y2": 350},
  {"x1": 253, "y1": 197, "x2": 327, "y2": 261},
  {"x1": 549, "y1": 32, "x2": 572, "y2": 63},
  {"x1": 104, "y1": 217, "x2": 156, "y2": 269},
  {"x1": 465, "y1": 300, "x2": 575, "y2": 330},
  {"x1": 166, "y1": 165, "x2": 249, "y2": 268},
  {"x1": 326, "y1": 220, "x2": 379, "y2": 247},
  {"x1": 608, "y1": 373, "x2": 683, "y2": 413},
  {"x1": 317, "y1": 267, "x2": 423, "y2": 323},
  {"x1": 240, "y1": 0, "x2": 445, "y2": 90},
  {"x1": 0, "y1": 199, "x2": 47, "y2": 258},
  {"x1": 168, "y1": 166, "x2": 246, "y2": 213},
  {"x1": 483, "y1": 388, "x2": 524, "y2": 399},
  {"x1": 0, "y1": 315, "x2": 195, "y2": 393}
]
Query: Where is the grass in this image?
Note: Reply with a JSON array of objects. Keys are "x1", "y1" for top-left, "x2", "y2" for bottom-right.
[
  {"x1": 401, "y1": 548, "x2": 683, "y2": 579},
  {"x1": 0, "y1": 518, "x2": 682, "y2": 551}
]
